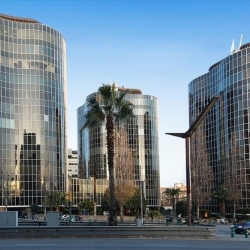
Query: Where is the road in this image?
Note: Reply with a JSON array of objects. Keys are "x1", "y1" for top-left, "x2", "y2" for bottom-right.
[
  {"x1": 0, "y1": 237, "x2": 249, "y2": 250},
  {"x1": 0, "y1": 224, "x2": 249, "y2": 250},
  {"x1": 216, "y1": 223, "x2": 249, "y2": 241}
]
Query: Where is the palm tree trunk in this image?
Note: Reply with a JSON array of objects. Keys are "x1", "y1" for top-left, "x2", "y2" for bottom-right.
[
  {"x1": 106, "y1": 117, "x2": 117, "y2": 226},
  {"x1": 172, "y1": 196, "x2": 175, "y2": 210},
  {"x1": 220, "y1": 201, "x2": 225, "y2": 216}
]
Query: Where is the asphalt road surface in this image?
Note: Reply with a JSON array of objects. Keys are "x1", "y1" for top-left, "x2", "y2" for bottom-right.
[
  {"x1": 0, "y1": 224, "x2": 249, "y2": 250},
  {"x1": 0, "y1": 237, "x2": 250, "y2": 250}
]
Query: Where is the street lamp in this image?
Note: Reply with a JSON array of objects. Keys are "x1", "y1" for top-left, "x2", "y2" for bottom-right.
[
  {"x1": 165, "y1": 96, "x2": 219, "y2": 226},
  {"x1": 90, "y1": 163, "x2": 97, "y2": 221},
  {"x1": 139, "y1": 167, "x2": 144, "y2": 224},
  {"x1": 92, "y1": 170, "x2": 97, "y2": 221}
]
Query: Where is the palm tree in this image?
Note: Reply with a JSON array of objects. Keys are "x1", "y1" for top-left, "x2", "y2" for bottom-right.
[
  {"x1": 164, "y1": 188, "x2": 181, "y2": 211},
  {"x1": 212, "y1": 186, "x2": 230, "y2": 217},
  {"x1": 47, "y1": 192, "x2": 67, "y2": 211},
  {"x1": 82, "y1": 83, "x2": 134, "y2": 225}
]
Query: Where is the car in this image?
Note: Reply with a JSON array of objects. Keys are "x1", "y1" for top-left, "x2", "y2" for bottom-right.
[
  {"x1": 234, "y1": 221, "x2": 250, "y2": 234},
  {"x1": 165, "y1": 214, "x2": 173, "y2": 223}
]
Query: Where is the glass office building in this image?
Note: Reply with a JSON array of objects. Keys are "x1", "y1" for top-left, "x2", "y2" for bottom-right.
[
  {"x1": 0, "y1": 14, "x2": 67, "y2": 210},
  {"x1": 189, "y1": 43, "x2": 250, "y2": 212},
  {"x1": 77, "y1": 87, "x2": 160, "y2": 209}
]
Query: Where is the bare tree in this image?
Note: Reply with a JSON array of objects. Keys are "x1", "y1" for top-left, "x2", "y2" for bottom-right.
[
  {"x1": 191, "y1": 124, "x2": 213, "y2": 220},
  {"x1": 40, "y1": 143, "x2": 53, "y2": 219},
  {"x1": 0, "y1": 167, "x2": 9, "y2": 211},
  {"x1": 114, "y1": 126, "x2": 136, "y2": 222},
  {"x1": 224, "y1": 133, "x2": 243, "y2": 223},
  {"x1": 115, "y1": 183, "x2": 136, "y2": 221},
  {"x1": 114, "y1": 127, "x2": 135, "y2": 181},
  {"x1": 0, "y1": 157, "x2": 15, "y2": 211}
]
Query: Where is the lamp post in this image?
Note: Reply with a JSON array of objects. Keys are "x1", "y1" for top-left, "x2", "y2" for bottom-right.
[
  {"x1": 69, "y1": 190, "x2": 72, "y2": 224},
  {"x1": 93, "y1": 169, "x2": 97, "y2": 221},
  {"x1": 166, "y1": 96, "x2": 219, "y2": 226},
  {"x1": 140, "y1": 176, "x2": 143, "y2": 224},
  {"x1": 138, "y1": 164, "x2": 145, "y2": 224},
  {"x1": 90, "y1": 163, "x2": 97, "y2": 221}
]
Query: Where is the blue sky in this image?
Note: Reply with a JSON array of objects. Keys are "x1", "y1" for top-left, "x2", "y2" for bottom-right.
[{"x1": 1, "y1": 0, "x2": 250, "y2": 187}]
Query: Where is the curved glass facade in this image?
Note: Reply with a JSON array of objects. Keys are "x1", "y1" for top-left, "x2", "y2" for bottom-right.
[
  {"x1": 189, "y1": 44, "x2": 250, "y2": 212},
  {"x1": 0, "y1": 14, "x2": 67, "y2": 209},
  {"x1": 77, "y1": 87, "x2": 160, "y2": 208}
]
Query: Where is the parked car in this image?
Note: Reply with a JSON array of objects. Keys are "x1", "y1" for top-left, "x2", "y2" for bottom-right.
[
  {"x1": 165, "y1": 215, "x2": 173, "y2": 223},
  {"x1": 234, "y1": 221, "x2": 250, "y2": 234}
]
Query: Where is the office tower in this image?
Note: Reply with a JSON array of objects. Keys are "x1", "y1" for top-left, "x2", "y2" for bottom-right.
[
  {"x1": 77, "y1": 86, "x2": 160, "y2": 209},
  {"x1": 189, "y1": 42, "x2": 250, "y2": 212},
  {"x1": 0, "y1": 14, "x2": 67, "y2": 210}
]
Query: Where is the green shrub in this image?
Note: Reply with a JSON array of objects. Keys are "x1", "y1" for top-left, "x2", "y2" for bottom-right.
[
  {"x1": 160, "y1": 207, "x2": 172, "y2": 215},
  {"x1": 215, "y1": 213, "x2": 221, "y2": 219},
  {"x1": 176, "y1": 201, "x2": 187, "y2": 216},
  {"x1": 97, "y1": 207, "x2": 103, "y2": 215},
  {"x1": 30, "y1": 204, "x2": 39, "y2": 214},
  {"x1": 128, "y1": 211, "x2": 139, "y2": 216},
  {"x1": 149, "y1": 210, "x2": 161, "y2": 217}
]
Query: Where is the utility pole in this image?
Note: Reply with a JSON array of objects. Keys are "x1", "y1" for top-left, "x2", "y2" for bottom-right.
[
  {"x1": 93, "y1": 167, "x2": 97, "y2": 221},
  {"x1": 140, "y1": 179, "x2": 143, "y2": 223},
  {"x1": 139, "y1": 166, "x2": 144, "y2": 224}
]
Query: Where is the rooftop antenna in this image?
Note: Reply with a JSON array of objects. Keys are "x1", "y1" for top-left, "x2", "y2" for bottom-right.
[
  {"x1": 239, "y1": 34, "x2": 243, "y2": 47},
  {"x1": 230, "y1": 39, "x2": 235, "y2": 54}
]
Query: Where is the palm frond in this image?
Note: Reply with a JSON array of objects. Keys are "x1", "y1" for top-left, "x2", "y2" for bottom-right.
[
  {"x1": 116, "y1": 99, "x2": 134, "y2": 109},
  {"x1": 98, "y1": 84, "x2": 114, "y2": 106},
  {"x1": 82, "y1": 103, "x2": 105, "y2": 130},
  {"x1": 116, "y1": 105, "x2": 135, "y2": 122},
  {"x1": 116, "y1": 90, "x2": 128, "y2": 105},
  {"x1": 86, "y1": 96, "x2": 98, "y2": 108}
]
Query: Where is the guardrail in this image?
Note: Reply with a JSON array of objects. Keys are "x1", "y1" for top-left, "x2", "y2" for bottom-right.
[
  {"x1": 18, "y1": 219, "x2": 216, "y2": 227},
  {"x1": 0, "y1": 225, "x2": 217, "y2": 239},
  {"x1": 18, "y1": 220, "x2": 112, "y2": 227}
]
